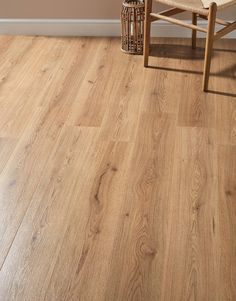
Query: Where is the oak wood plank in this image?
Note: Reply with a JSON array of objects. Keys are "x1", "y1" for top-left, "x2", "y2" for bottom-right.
[
  {"x1": 103, "y1": 112, "x2": 177, "y2": 300},
  {"x1": 99, "y1": 54, "x2": 147, "y2": 142},
  {"x1": 0, "y1": 126, "x2": 102, "y2": 301},
  {"x1": 44, "y1": 141, "x2": 133, "y2": 301},
  {"x1": 159, "y1": 127, "x2": 219, "y2": 301},
  {"x1": 66, "y1": 38, "x2": 120, "y2": 128},
  {"x1": 0, "y1": 137, "x2": 18, "y2": 174},
  {"x1": 217, "y1": 145, "x2": 236, "y2": 300}
]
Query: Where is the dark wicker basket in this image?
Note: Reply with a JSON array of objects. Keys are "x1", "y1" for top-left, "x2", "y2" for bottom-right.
[{"x1": 121, "y1": 0, "x2": 145, "y2": 54}]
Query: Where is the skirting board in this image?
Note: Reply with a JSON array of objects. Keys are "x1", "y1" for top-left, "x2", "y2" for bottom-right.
[{"x1": 0, "y1": 19, "x2": 235, "y2": 38}]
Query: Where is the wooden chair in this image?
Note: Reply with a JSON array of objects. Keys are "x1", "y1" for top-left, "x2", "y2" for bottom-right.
[{"x1": 144, "y1": 0, "x2": 236, "y2": 91}]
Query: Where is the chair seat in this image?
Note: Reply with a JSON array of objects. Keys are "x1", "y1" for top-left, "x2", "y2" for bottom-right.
[
  {"x1": 201, "y1": 0, "x2": 236, "y2": 8},
  {"x1": 156, "y1": 0, "x2": 236, "y2": 13},
  {"x1": 156, "y1": 0, "x2": 208, "y2": 14}
]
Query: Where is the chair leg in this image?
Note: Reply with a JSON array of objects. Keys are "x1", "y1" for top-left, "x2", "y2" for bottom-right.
[
  {"x1": 203, "y1": 3, "x2": 217, "y2": 91},
  {"x1": 144, "y1": 0, "x2": 153, "y2": 67},
  {"x1": 192, "y1": 13, "x2": 197, "y2": 49}
]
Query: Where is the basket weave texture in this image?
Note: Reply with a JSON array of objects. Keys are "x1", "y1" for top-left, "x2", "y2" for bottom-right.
[{"x1": 121, "y1": 0, "x2": 145, "y2": 54}]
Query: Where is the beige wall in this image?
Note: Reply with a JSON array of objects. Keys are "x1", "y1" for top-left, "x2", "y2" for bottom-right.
[
  {"x1": 0, "y1": 0, "x2": 119, "y2": 19},
  {"x1": 0, "y1": 0, "x2": 235, "y2": 19}
]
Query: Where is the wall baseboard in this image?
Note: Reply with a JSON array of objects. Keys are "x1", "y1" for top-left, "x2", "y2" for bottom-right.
[{"x1": 0, "y1": 19, "x2": 235, "y2": 38}]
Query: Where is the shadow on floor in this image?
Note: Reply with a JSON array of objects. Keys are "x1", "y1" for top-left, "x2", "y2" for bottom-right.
[
  {"x1": 148, "y1": 63, "x2": 236, "y2": 79},
  {"x1": 148, "y1": 44, "x2": 236, "y2": 97},
  {"x1": 150, "y1": 43, "x2": 206, "y2": 60},
  {"x1": 150, "y1": 43, "x2": 236, "y2": 59},
  {"x1": 207, "y1": 90, "x2": 236, "y2": 98}
]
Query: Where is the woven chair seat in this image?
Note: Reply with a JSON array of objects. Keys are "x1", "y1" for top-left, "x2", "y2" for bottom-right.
[
  {"x1": 201, "y1": 0, "x2": 236, "y2": 8},
  {"x1": 156, "y1": 0, "x2": 236, "y2": 12}
]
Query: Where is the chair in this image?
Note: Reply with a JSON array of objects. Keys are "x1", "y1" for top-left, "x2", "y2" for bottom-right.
[{"x1": 144, "y1": 0, "x2": 236, "y2": 91}]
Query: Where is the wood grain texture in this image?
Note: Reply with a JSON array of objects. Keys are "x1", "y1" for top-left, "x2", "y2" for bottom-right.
[
  {"x1": 160, "y1": 127, "x2": 218, "y2": 301},
  {"x1": 0, "y1": 36, "x2": 235, "y2": 301}
]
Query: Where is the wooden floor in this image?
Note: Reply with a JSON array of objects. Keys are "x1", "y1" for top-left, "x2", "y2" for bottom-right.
[{"x1": 0, "y1": 36, "x2": 235, "y2": 301}]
